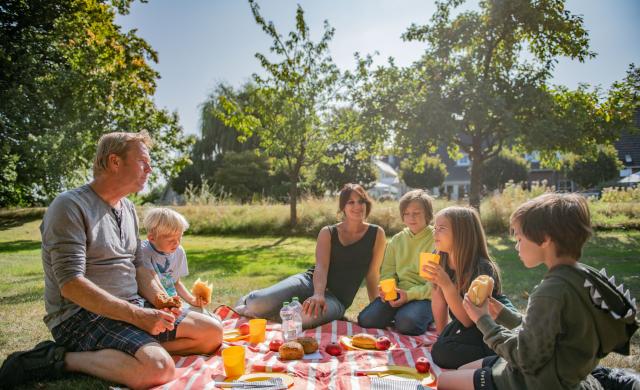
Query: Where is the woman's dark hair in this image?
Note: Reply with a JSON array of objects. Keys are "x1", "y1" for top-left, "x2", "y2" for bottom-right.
[{"x1": 338, "y1": 183, "x2": 373, "y2": 218}]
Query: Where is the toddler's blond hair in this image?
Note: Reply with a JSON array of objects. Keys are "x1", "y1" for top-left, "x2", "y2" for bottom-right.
[{"x1": 143, "y1": 208, "x2": 189, "y2": 237}]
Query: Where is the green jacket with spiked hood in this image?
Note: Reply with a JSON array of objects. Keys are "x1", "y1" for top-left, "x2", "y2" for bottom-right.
[{"x1": 475, "y1": 263, "x2": 638, "y2": 390}]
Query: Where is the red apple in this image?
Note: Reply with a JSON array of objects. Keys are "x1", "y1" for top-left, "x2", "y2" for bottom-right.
[
  {"x1": 238, "y1": 323, "x2": 250, "y2": 335},
  {"x1": 415, "y1": 357, "x2": 431, "y2": 373},
  {"x1": 325, "y1": 342, "x2": 342, "y2": 356},
  {"x1": 269, "y1": 339, "x2": 284, "y2": 352},
  {"x1": 375, "y1": 336, "x2": 391, "y2": 351}
]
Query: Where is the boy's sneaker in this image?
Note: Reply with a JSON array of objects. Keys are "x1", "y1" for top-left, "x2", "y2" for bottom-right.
[{"x1": 0, "y1": 340, "x2": 66, "y2": 389}]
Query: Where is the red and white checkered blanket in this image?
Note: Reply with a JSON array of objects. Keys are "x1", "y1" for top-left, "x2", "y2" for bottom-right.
[{"x1": 153, "y1": 306, "x2": 442, "y2": 390}]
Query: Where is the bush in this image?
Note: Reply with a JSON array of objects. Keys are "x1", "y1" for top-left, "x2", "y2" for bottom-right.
[
  {"x1": 482, "y1": 151, "x2": 529, "y2": 191},
  {"x1": 600, "y1": 187, "x2": 640, "y2": 203},
  {"x1": 400, "y1": 157, "x2": 447, "y2": 190},
  {"x1": 565, "y1": 146, "x2": 622, "y2": 189},
  {"x1": 480, "y1": 183, "x2": 640, "y2": 233}
]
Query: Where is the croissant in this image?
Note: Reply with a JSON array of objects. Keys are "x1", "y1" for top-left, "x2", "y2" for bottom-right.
[
  {"x1": 191, "y1": 278, "x2": 213, "y2": 305},
  {"x1": 155, "y1": 292, "x2": 182, "y2": 309},
  {"x1": 467, "y1": 275, "x2": 494, "y2": 306}
]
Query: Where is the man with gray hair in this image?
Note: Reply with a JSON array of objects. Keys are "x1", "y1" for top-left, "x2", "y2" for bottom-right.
[{"x1": 0, "y1": 131, "x2": 222, "y2": 389}]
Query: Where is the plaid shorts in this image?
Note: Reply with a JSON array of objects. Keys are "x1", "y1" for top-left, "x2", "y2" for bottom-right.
[{"x1": 51, "y1": 298, "x2": 188, "y2": 356}]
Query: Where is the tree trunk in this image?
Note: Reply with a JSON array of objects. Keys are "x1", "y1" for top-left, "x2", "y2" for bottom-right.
[
  {"x1": 469, "y1": 138, "x2": 485, "y2": 212},
  {"x1": 469, "y1": 158, "x2": 484, "y2": 212},
  {"x1": 289, "y1": 176, "x2": 298, "y2": 227}
]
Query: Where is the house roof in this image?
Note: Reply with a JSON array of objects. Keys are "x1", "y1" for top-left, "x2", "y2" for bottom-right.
[
  {"x1": 615, "y1": 133, "x2": 640, "y2": 168},
  {"x1": 444, "y1": 165, "x2": 470, "y2": 183},
  {"x1": 435, "y1": 145, "x2": 470, "y2": 183},
  {"x1": 374, "y1": 159, "x2": 398, "y2": 177}
]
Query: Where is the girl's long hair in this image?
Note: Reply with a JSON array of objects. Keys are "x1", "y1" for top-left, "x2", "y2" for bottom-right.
[{"x1": 436, "y1": 206, "x2": 502, "y2": 295}]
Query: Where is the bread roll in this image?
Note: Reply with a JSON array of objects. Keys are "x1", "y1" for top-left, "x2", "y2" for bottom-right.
[
  {"x1": 155, "y1": 292, "x2": 182, "y2": 309},
  {"x1": 191, "y1": 278, "x2": 213, "y2": 305},
  {"x1": 296, "y1": 337, "x2": 318, "y2": 354},
  {"x1": 351, "y1": 333, "x2": 377, "y2": 349},
  {"x1": 279, "y1": 341, "x2": 304, "y2": 360},
  {"x1": 467, "y1": 275, "x2": 494, "y2": 306}
]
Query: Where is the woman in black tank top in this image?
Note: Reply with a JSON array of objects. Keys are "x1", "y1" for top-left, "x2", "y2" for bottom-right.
[{"x1": 234, "y1": 184, "x2": 386, "y2": 329}]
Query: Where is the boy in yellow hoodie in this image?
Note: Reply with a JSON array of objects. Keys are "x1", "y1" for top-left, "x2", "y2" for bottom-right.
[{"x1": 357, "y1": 189, "x2": 435, "y2": 335}]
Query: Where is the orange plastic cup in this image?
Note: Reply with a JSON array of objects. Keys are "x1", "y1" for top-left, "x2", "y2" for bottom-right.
[
  {"x1": 379, "y1": 278, "x2": 398, "y2": 301},
  {"x1": 419, "y1": 252, "x2": 441, "y2": 278},
  {"x1": 249, "y1": 318, "x2": 267, "y2": 344},
  {"x1": 222, "y1": 346, "x2": 245, "y2": 378}
]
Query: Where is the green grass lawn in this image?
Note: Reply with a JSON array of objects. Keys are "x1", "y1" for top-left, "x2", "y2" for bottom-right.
[{"x1": 1, "y1": 218, "x2": 638, "y2": 388}]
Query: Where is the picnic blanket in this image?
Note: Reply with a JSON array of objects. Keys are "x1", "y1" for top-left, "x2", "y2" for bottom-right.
[{"x1": 152, "y1": 306, "x2": 442, "y2": 390}]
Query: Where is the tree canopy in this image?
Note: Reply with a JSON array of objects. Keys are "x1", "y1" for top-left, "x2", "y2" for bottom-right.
[
  {"x1": 565, "y1": 146, "x2": 622, "y2": 189},
  {"x1": 399, "y1": 156, "x2": 447, "y2": 191},
  {"x1": 172, "y1": 83, "x2": 260, "y2": 194},
  {"x1": 0, "y1": 0, "x2": 191, "y2": 206},
  {"x1": 350, "y1": 0, "x2": 630, "y2": 210},
  {"x1": 218, "y1": 0, "x2": 344, "y2": 225},
  {"x1": 482, "y1": 150, "x2": 529, "y2": 191}
]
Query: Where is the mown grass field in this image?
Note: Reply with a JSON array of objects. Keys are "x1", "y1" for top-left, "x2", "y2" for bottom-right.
[{"x1": 0, "y1": 216, "x2": 638, "y2": 388}]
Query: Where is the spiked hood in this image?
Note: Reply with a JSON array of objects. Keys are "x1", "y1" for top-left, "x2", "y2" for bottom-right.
[{"x1": 552, "y1": 263, "x2": 639, "y2": 357}]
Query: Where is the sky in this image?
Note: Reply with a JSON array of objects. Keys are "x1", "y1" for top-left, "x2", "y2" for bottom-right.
[{"x1": 115, "y1": 0, "x2": 640, "y2": 138}]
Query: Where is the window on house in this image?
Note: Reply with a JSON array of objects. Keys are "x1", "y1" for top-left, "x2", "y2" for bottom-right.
[
  {"x1": 456, "y1": 153, "x2": 470, "y2": 167},
  {"x1": 525, "y1": 151, "x2": 540, "y2": 163},
  {"x1": 557, "y1": 180, "x2": 573, "y2": 192},
  {"x1": 625, "y1": 154, "x2": 632, "y2": 163}
]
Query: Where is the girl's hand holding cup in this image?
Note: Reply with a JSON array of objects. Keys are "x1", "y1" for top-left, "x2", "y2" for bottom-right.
[{"x1": 423, "y1": 262, "x2": 455, "y2": 293}]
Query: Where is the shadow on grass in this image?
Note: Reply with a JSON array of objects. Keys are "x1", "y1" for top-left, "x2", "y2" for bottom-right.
[
  {"x1": 0, "y1": 209, "x2": 45, "y2": 231},
  {"x1": 0, "y1": 276, "x2": 43, "y2": 285},
  {"x1": 0, "y1": 290, "x2": 43, "y2": 305},
  {"x1": 16, "y1": 373, "x2": 112, "y2": 390},
  {"x1": 0, "y1": 240, "x2": 41, "y2": 253},
  {"x1": 187, "y1": 237, "x2": 310, "y2": 276}
]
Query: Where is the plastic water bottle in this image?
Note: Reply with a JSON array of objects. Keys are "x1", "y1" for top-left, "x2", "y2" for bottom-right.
[
  {"x1": 279, "y1": 301, "x2": 296, "y2": 341},
  {"x1": 290, "y1": 297, "x2": 303, "y2": 338}
]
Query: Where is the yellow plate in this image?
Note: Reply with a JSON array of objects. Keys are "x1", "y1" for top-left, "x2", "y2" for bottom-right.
[
  {"x1": 223, "y1": 329, "x2": 249, "y2": 342},
  {"x1": 360, "y1": 365, "x2": 436, "y2": 386},
  {"x1": 339, "y1": 336, "x2": 396, "y2": 351},
  {"x1": 224, "y1": 372, "x2": 294, "y2": 388}
]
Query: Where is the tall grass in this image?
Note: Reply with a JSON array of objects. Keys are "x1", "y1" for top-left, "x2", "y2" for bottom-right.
[
  {"x1": 3, "y1": 184, "x2": 637, "y2": 237},
  {"x1": 150, "y1": 197, "x2": 457, "y2": 237},
  {"x1": 480, "y1": 181, "x2": 551, "y2": 233},
  {"x1": 166, "y1": 183, "x2": 638, "y2": 236}
]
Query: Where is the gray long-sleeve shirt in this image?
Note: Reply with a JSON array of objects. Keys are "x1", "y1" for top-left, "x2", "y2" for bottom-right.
[{"x1": 40, "y1": 184, "x2": 142, "y2": 330}]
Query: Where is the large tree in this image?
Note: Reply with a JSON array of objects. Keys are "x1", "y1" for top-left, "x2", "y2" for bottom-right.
[
  {"x1": 315, "y1": 107, "x2": 376, "y2": 193},
  {"x1": 218, "y1": 0, "x2": 342, "y2": 225},
  {"x1": 399, "y1": 156, "x2": 447, "y2": 191},
  {"x1": 565, "y1": 145, "x2": 622, "y2": 189},
  {"x1": 483, "y1": 150, "x2": 529, "y2": 191},
  {"x1": 351, "y1": 0, "x2": 627, "y2": 210},
  {"x1": 0, "y1": 0, "x2": 191, "y2": 206},
  {"x1": 315, "y1": 142, "x2": 376, "y2": 193},
  {"x1": 172, "y1": 83, "x2": 260, "y2": 193}
]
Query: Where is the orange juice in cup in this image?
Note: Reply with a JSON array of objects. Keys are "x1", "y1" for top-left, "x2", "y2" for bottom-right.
[
  {"x1": 419, "y1": 252, "x2": 441, "y2": 279},
  {"x1": 379, "y1": 278, "x2": 397, "y2": 301},
  {"x1": 249, "y1": 318, "x2": 267, "y2": 343},
  {"x1": 222, "y1": 346, "x2": 245, "y2": 378}
]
